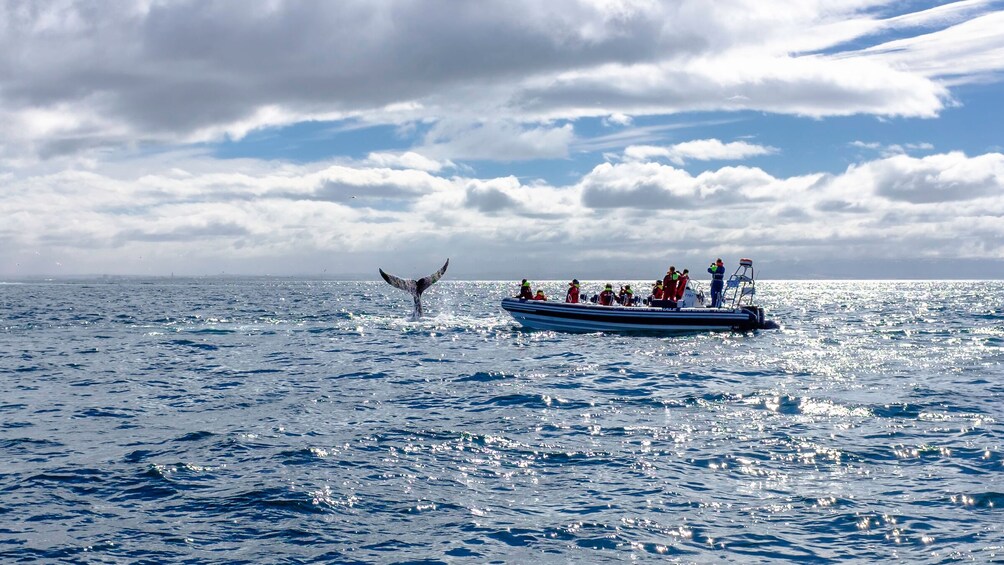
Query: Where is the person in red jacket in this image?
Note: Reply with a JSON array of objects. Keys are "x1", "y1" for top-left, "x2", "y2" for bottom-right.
[
  {"x1": 651, "y1": 280, "x2": 664, "y2": 300},
  {"x1": 663, "y1": 266, "x2": 680, "y2": 299},
  {"x1": 675, "y1": 269, "x2": 690, "y2": 301},
  {"x1": 532, "y1": 289, "x2": 547, "y2": 301},
  {"x1": 565, "y1": 279, "x2": 580, "y2": 303},
  {"x1": 598, "y1": 283, "x2": 615, "y2": 306}
]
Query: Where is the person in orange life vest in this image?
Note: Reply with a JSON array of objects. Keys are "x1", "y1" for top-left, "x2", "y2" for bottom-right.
[
  {"x1": 651, "y1": 280, "x2": 664, "y2": 300},
  {"x1": 565, "y1": 279, "x2": 580, "y2": 303},
  {"x1": 532, "y1": 289, "x2": 547, "y2": 301},
  {"x1": 663, "y1": 266, "x2": 680, "y2": 299},
  {"x1": 623, "y1": 285, "x2": 634, "y2": 306},
  {"x1": 708, "y1": 258, "x2": 725, "y2": 307},
  {"x1": 598, "y1": 283, "x2": 615, "y2": 306},
  {"x1": 675, "y1": 269, "x2": 690, "y2": 301},
  {"x1": 518, "y1": 279, "x2": 533, "y2": 300}
]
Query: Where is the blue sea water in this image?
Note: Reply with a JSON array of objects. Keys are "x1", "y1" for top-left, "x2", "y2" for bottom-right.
[{"x1": 0, "y1": 278, "x2": 1001, "y2": 563}]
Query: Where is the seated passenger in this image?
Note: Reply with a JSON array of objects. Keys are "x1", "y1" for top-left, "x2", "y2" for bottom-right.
[
  {"x1": 518, "y1": 279, "x2": 533, "y2": 300},
  {"x1": 532, "y1": 289, "x2": 547, "y2": 301},
  {"x1": 565, "y1": 279, "x2": 580, "y2": 303},
  {"x1": 598, "y1": 284, "x2": 615, "y2": 306},
  {"x1": 652, "y1": 280, "x2": 664, "y2": 300},
  {"x1": 623, "y1": 285, "x2": 634, "y2": 306}
]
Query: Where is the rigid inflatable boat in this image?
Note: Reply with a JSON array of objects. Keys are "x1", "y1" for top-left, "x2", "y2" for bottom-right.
[{"x1": 501, "y1": 259, "x2": 776, "y2": 333}]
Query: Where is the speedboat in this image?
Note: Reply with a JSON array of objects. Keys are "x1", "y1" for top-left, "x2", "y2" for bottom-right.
[{"x1": 501, "y1": 259, "x2": 777, "y2": 333}]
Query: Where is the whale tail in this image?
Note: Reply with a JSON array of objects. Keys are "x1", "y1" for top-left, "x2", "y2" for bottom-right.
[{"x1": 379, "y1": 259, "x2": 449, "y2": 320}]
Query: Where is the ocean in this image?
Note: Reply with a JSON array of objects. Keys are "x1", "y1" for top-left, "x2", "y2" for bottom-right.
[{"x1": 1, "y1": 278, "x2": 1001, "y2": 563}]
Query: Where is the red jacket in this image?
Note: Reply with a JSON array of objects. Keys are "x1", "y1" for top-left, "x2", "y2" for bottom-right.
[
  {"x1": 663, "y1": 272, "x2": 680, "y2": 298},
  {"x1": 565, "y1": 286, "x2": 579, "y2": 303},
  {"x1": 675, "y1": 275, "x2": 689, "y2": 300}
]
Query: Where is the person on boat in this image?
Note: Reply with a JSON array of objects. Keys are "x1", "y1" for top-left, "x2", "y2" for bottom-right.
[
  {"x1": 675, "y1": 269, "x2": 690, "y2": 301},
  {"x1": 565, "y1": 279, "x2": 580, "y2": 303},
  {"x1": 663, "y1": 266, "x2": 680, "y2": 300},
  {"x1": 617, "y1": 285, "x2": 627, "y2": 305},
  {"x1": 708, "y1": 259, "x2": 725, "y2": 307},
  {"x1": 598, "y1": 284, "x2": 615, "y2": 306},
  {"x1": 518, "y1": 279, "x2": 533, "y2": 300},
  {"x1": 651, "y1": 280, "x2": 664, "y2": 300},
  {"x1": 532, "y1": 289, "x2": 547, "y2": 301},
  {"x1": 623, "y1": 285, "x2": 634, "y2": 306}
]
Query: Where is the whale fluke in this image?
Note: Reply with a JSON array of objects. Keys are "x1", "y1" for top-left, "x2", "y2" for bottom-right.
[{"x1": 379, "y1": 259, "x2": 449, "y2": 320}]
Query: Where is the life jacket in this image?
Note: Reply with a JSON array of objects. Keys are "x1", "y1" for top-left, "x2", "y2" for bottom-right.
[{"x1": 565, "y1": 285, "x2": 579, "y2": 303}]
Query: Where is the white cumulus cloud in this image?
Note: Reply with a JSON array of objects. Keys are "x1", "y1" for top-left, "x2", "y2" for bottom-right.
[{"x1": 624, "y1": 139, "x2": 777, "y2": 165}]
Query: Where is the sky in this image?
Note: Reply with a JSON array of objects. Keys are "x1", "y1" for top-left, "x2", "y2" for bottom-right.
[{"x1": 1, "y1": 0, "x2": 1003, "y2": 280}]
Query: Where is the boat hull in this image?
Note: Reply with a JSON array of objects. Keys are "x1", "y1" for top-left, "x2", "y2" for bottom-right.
[{"x1": 501, "y1": 298, "x2": 764, "y2": 333}]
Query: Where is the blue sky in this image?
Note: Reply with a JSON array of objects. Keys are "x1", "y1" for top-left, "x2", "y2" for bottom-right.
[{"x1": 1, "y1": 0, "x2": 1003, "y2": 279}]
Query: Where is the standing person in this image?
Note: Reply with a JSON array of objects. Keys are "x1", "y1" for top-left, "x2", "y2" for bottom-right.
[
  {"x1": 598, "y1": 284, "x2": 615, "y2": 306},
  {"x1": 565, "y1": 279, "x2": 580, "y2": 303},
  {"x1": 676, "y1": 269, "x2": 690, "y2": 301},
  {"x1": 663, "y1": 266, "x2": 680, "y2": 299},
  {"x1": 518, "y1": 279, "x2": 533, "y2": 300},
  {"x1": 708, "y1": 259, "x2": 725, "y2": 307}
]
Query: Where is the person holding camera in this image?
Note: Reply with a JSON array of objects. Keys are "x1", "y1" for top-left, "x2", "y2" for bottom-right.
[{"x1": 707, "y1": 259, "x2": 725, "y2": 307}]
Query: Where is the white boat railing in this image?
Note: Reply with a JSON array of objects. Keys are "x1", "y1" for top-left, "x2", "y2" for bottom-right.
[{"x1": 725, "y1": 259, "x2": 757, "y2": 309}]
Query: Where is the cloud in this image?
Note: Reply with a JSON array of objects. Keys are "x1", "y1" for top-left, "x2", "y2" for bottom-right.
[
  {"x1": 854, "y1": 10, "x2": 1004, "y2": 84},
  {"x1": 417, "y1": 120, "x2": 575, "y2": 161},
  {"x1": 578, "y1": 160, "x2": 782, "y2": 209},
  {"x1": 363, "y1": 151, "x2": 449, "y2": 173},
  {"x1": 849, "y1": 140, "x2": 936, "y2": 158},
  {"x1": 603, "y1": 113, "x2": 633, "y2": 126},
  {"x1": 462, "y1": 179, "x2": 522, "y2": 213},
  {"x1": 1, "y1": 1, "x2": 1002, "y2": 163},
  {"x1": 1, "y1": 148, "x2": 1003, "y2": 276},
  {"x1": 863, "y1": 152, "x2": 1004, "y2": 203},
  {"x1": 624, "y1": 139, "x2": 777, "y2": 165}
]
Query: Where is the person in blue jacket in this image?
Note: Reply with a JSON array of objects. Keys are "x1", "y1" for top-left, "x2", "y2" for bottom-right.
[{"x1": 708, "y1": 258, "x2": 725, "y2": 307}]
